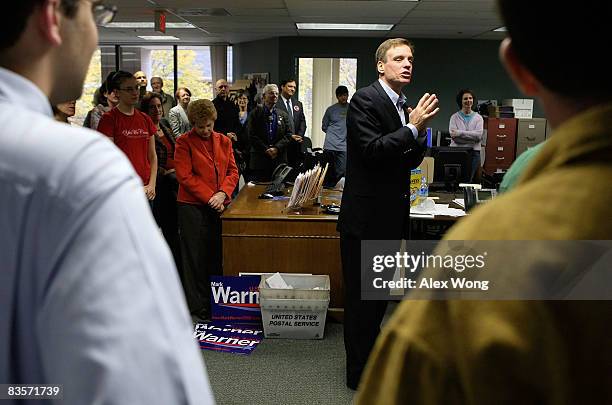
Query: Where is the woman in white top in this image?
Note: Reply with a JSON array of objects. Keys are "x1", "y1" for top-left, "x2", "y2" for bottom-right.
[
  {"x1": 448, "y1": 89, "x2": 484, "y2": 182},
  {"x1": 168, "y1": 87, "x2": 192, "y2": 138}
]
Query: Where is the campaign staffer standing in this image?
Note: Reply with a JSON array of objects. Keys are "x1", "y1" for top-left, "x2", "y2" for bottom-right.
[
  {"x1": 175, "y1": 99, "x2": 239, "y2": 321},
  {"x1": 98, "y1": 71, "x2": 158, "y2": 204},
  {"x1": 449, "y1": 89, "x2": 484, "y2": 182},
  {"x1": 247, "y1": 84, "x2": 293, "y2": 181},
  {"x1": 337, "y1": 38, "x2": 439, "y2": 390},
  {"x1": 276, "y1": 79, "x2": 308, "y2": 169},
  {"x1": 322, "y1": 85, "x2": 350, "y2": 183},
  {"x1": 0, "y1": 1, "x2": 214, "y2": 403}
]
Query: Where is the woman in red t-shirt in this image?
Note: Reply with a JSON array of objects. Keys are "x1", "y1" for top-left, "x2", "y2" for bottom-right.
[
  {"x1": 141, "y1": 92, "x2": 181, "y2": 275},
  {"x1": 174, "y1": 99, "x2": 239, "y2": 321}
]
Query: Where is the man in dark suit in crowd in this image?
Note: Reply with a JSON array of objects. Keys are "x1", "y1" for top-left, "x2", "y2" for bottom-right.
[
  {"x1": 276, "y1": 78, "x2": 307, "y2": 169},
  {"x1": 213, "y1": 78, "x2": 243, "y2": 192},
  {"x1": 212, "y1": 78, "x2": 240, "y2": 142},
  {"x1": 248, "y1": 84, "x2": 293, "y2": 181},
  {"x1": 337, "y1": 38, "x2": 439, "y2": 390}
]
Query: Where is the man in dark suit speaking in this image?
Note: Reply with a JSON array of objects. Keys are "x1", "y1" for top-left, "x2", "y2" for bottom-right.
[{"x1": 337, "y1": 38, "x2": 439, "y2": 390}]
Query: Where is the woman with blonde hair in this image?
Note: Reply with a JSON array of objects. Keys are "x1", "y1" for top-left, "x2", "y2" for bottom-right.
[
  {"x1": 168, "y1": 87, "x2": 192, "y2": 137},
  {"x1": 174, "y1": 99, "x2": 239, "y2": 321}
]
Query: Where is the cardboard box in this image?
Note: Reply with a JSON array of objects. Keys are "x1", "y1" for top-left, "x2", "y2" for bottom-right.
[
  {"x1": 514, "y1": 108, "x2": 533, "y2": 119},
  {"x1": 502, "y1": 98, "x2": 534, "y2": 109},
  {"x1": 418, "y1": 157, "x2": 434, "y2": 184}
]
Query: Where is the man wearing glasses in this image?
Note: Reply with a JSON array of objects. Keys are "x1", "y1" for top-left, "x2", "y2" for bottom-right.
[{"x1": 0, "y1": 1, "x2": 214, "y2": 403}]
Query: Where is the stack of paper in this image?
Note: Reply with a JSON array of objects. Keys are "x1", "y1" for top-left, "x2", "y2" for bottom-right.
[
  {"x1": 287, "y1": 163, "x2": 329, "y2": 209},
  {"x1": 411, "y1": 201, "x2": 466, "y2": 217},
  {"x1": 265, "y1": 272, "x2": 293, "y2": 289}
]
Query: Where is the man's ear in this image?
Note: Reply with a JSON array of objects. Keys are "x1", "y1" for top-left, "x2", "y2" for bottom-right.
[
  {"x1": 377, "y1": 60, "x2": 384, "y2": 75},
  {"x1": 38, "y1": 0, "x2": 63, "y2": 46},
  {"x1": 499, "y1": 37, "x2": 541, "y2": 96}
]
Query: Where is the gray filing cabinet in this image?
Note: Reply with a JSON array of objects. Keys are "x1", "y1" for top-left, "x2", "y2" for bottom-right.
[
  {"x1": 545, "y1": 119, "x2": 553, "y2": 139},
  {"x1": 516, "y1": 118, "x2": 547, "y2": 157}
]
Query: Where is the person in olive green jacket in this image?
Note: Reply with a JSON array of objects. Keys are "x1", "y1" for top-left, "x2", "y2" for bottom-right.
[{"x1": 357, "y1": 1, "x2": 612, "y2": 403}]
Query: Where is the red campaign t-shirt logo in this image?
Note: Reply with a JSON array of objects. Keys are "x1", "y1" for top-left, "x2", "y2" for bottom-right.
[{"x1": 122, "y1": 128, "x2": 150, "y2": 139}]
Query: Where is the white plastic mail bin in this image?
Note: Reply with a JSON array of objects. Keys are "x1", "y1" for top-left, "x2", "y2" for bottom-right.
[{"x1": 259, "y1": 274, "x2": 330, "y2": 339}]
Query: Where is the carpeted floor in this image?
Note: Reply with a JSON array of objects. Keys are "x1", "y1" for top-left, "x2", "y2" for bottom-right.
[{"x1": 201, "y1": 320, "x2": 354, "y2": 405}]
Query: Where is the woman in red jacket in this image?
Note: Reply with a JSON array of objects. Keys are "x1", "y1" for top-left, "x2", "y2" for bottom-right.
[{"x1": 175, "y1": 99, "x2": 239, "y2": 321}]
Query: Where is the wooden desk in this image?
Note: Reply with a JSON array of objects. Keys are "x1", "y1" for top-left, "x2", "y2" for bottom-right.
[
  {"x1": 221, "y1": 187, "x2": 465, "y2": 307},
  {"x1": 221, "y1": 185, "x2": 344, "y2": 307}
]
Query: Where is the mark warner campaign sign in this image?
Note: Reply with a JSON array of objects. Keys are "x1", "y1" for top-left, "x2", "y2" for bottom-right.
[
  {"x1": 194, "y1": 322, "x2": 263, "y2": 355},
  {"x1": 210, "y1": 276, "x2": 261, "y2": 325}
]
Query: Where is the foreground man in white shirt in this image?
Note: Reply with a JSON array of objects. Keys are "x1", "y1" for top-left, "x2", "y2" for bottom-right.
[{"x1": 0, "y1": 1, "x2": 214, "y2": 403}]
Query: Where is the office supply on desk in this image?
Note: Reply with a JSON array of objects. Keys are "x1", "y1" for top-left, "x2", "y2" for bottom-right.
[
  {"x1": 429, "y1": 146, "x2": 473, "y2": 192},
  {"x1": 287, "y1": 163, "x2": 328, "y2": 209},
  {"x1": 264, "y1": 181, "x2": 284, "y2": 196},
  {"x1": 259, "y1": 164, "x2": 292, "y2": 198},
  {"x1": 321, "y1": 203, "x2": 340, "y2": 215},
  {"x1": 462, "y1": 184, "x2": 497, "y2": 212},
  {"x1": 452, "y1": 198, "x2": 465, "y2": 208},
  {"x1": 411, "y1": 199, "x2": 466, "y2": 218}
]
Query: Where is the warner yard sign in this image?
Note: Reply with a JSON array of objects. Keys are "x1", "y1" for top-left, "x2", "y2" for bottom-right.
[{"x1": 210, "y1": 276, "x2": 262, "y2": 325}]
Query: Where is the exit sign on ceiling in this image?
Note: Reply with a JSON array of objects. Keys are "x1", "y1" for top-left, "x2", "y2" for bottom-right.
[{"x1": 154, "y1": 10, "x2": 166, "y2": 34}]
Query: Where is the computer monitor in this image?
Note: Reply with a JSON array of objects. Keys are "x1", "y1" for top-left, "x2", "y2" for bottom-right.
[{"x1": 429, "y1": 146, "x2": 473, "y2": 192}]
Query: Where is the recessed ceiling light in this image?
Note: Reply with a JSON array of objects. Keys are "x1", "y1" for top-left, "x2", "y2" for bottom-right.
[
  {"x1": 137, "y1": 35, "x2": 180, "y2": 40},
  {"x1": 493, "y1": 26, "x2": 507, "y2": 32},
  {"x1": 106, "y1": 22, "x2": 195, "y2": 29},
  {"x1": 296, "y1": 23, "x2": 393, "y2": 31}
]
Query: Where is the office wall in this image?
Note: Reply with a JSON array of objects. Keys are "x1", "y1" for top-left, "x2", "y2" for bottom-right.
[
  {"x1": 234, "y1": 36, "x2": 544, "y2": 133},
  {"x1": 232, "y1": 38, "x2": 280, "y2": 85}
]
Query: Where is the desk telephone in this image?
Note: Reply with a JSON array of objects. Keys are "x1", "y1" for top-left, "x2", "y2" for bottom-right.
[
  {"x1": 461, "y1": 183, "x2": 497, "y2": 211},
  {"x1": 259, "y1": 164, "x2": 293, "y2": 199}
]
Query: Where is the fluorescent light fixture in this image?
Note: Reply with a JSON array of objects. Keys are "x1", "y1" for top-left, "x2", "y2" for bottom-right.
[
  {"x1": 106, "y1": 22, "x2": 196, "y2": 29},
  {"x1": 296, "y1": 23, "x2": 393, "y2": 31},
  {"x1": 137, "y1": 35, "x2": 180, "y2": 40},
  {"x1": 494, "y1": 26, "x2": 507, "y2": 32}
]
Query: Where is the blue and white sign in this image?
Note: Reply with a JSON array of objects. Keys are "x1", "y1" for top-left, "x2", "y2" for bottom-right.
[
  {"x1": 194, "y1": 322, "x2": 263, "y2": 355},
  {"x1": 210, "y1": 276, "x2": 262, "y2": 325}
]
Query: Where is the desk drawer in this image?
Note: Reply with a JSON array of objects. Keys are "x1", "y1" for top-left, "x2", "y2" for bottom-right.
[
  {"x1": 223, "y1": 218, "x2": 339, "y2": 238},
  {"x1": 488, "y1": 132, "x2": 516, "y2": 147},
  {"x1": 484, "y1": 146, "x2": 514, "y2": 171},
  {"x1": 487, "y1": 118, "x2": 517, "y2": 138}
]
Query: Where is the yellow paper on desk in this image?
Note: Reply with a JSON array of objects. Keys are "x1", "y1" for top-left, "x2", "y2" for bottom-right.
[{"x1": 410, "y1": 168, "x2": 422, "y2": 207}]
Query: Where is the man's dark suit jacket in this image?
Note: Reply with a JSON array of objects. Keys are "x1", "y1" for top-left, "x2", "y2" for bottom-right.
[
  {"x1": 247, "y1": 105, "x2": 293, "y2": 178},
  {"x1": 277, "y1": 97, "x2": 307, "y2": 169},
  {"x1": 212, "y1": 95, "x2": 240, "y2": 135},
  {"x1": 338, "y1": 80, "x2": 426, "y2": 239},
  {"x1": 276, "y1": 97, "x2": 306, "y2": 136}
]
